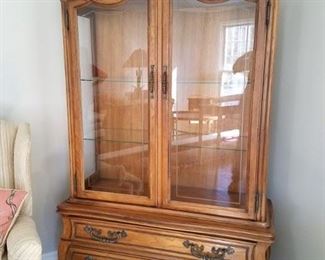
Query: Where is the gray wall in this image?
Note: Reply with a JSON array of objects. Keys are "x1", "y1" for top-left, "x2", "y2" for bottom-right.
[
  {"x1": 0, "y1": 0, "x2": 69, "y2": 253},
  {"x1": 268, "y1": 1, "x2": 325, "y2": 259},
  {"x1": 0, "y1": 0, "x2": 324, "y2": 259}
]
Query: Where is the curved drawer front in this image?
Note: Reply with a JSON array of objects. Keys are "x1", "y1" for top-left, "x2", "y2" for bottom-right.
[
  {"x1": 68, "y1": 247, "x2": 146, "y2": 260},
  {"x1": 71, "y1": 218, "x2": 255, "y2": 260}
]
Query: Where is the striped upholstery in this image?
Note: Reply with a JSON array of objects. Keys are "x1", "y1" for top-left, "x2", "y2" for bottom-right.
[
  {"x1": 0, "y1": 121, "x2": 16, "y2": 189},
  {"x1": 13, "y1": 123, "x2": 32, "y2": 217},
  {"x1": 0, "y1": 120, "x2": 42, "y2": 260},
  {"x1": 6, "y1": 216, "x2": 41, "y2": 260}
]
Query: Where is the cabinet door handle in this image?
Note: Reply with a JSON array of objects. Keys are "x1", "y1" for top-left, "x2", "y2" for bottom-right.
[
  {"x1": 84, "y1": 225, "x2": 127, "y2": 244},
  {"x1": 183, "y1": 240, "x2": 235, "y2": 260},
  {"x1": 149, "y1": 65, "x2": 155, "y2": 98},
  {"x1": 162, "y1": 65, "x2": 168, "y2": 98}
]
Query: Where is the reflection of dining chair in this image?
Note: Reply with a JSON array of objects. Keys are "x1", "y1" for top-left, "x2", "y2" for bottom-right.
[
  {"x1": 173, "y1": 51, "x2": 254, "y2": 143},
  {"x1": 233, "y1": 50, "x2": 254, "y2": 139},
  {"x1": 185, "y1": 95, "x2": 242, "y2": 136}
]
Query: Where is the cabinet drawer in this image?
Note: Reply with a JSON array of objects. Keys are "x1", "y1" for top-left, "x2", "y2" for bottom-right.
[
  {"x1": 71, "y1": 218, "x2": 255, "y2": 260},
  {"x1": 68, "y1": 247, "x2": 147, "y2": 260}
]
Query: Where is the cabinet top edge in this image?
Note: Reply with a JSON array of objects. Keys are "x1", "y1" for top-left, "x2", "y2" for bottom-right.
[{"x1": 57, "y1": 198, "x2": 275, "y2": 241}]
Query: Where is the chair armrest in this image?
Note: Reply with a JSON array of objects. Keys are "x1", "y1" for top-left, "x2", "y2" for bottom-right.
[{"x1": 6, "y1": 216, "x2": 42, "y2": 260}]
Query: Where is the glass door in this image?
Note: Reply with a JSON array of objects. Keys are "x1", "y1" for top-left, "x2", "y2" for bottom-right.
[
  {"x1": 69, "y1": 0, "x2": 157, "y2": 205},
  {"x1": 161, "y1": 0, "x2": 268, "y2": 219}
]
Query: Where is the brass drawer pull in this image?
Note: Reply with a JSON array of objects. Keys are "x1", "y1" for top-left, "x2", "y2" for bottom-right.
[
  {"x1": 183, "y1": 240, "x2": 235, "y2": 260},
  {"x1": 84, "y1": 225, "x2": 127, "y2": 244}
]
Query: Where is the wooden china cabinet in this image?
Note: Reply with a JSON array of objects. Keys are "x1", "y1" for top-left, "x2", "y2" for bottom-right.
[{"x1": 58, "y1": 0, "x2": 278, "y2": 259}]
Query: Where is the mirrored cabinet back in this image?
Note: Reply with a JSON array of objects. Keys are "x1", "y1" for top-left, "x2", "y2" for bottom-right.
[{"x1": 58, "y1": 0, "x2": 278, "y2": 259}]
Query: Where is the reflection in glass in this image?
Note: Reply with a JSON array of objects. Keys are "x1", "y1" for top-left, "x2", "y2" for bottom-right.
[
  {"x1": 77, "y1": 0, "x2": 150, "y2": 196},
  {"x1": 170, "y1": 0, "x2": 256, "y2": 208}
]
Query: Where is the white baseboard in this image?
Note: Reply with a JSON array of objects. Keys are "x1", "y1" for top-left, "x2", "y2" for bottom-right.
[{"x1": 42, "y1": 251, "x2": 57, "y2": 260}]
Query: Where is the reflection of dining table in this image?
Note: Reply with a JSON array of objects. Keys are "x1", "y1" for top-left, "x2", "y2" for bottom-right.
[
  {"x1": 173, "y1": 97, "x2": 242, "y2": 144},
  {"x1": 187, "y1": 95, "x2": 241, "y2": 110}
]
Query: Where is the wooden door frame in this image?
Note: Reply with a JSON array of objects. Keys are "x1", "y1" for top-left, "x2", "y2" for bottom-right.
[
  {"x1": 61, "y1": 0, "x2": 158, "y2": 206},
  {"x1": 159, "y1": 0, "x2": 275, "y2": 220}
]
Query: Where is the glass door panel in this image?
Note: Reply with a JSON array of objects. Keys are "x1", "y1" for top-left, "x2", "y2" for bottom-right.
[
  {"x1": 77, "y1": 0, "x2": 153, "y2": 198},
  {"x1": 169, "y1": 0, "x2": 257, "y2": 210}
]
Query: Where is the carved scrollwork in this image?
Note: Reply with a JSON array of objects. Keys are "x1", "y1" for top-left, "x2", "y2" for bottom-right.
[
  {"x1": 88, "y1": 0, "x2": 126, "y2": 5},
  {"x1": 197, "y1": 0, "x2": 256, "y2": 3},
  {"x1": 84, "y1": 225, "x2": 127, "y2": 243},
  {"x1": 183, "y1": 240, "x2": 235, "y2": 260},
  {"x1": 197, "y1": 0, "x2": 230, "y2": 4}
]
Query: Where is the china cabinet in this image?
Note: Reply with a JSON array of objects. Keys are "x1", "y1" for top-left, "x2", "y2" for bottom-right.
[{"x1": 58, "y1": 0, "x2": 278, "y2": 259}]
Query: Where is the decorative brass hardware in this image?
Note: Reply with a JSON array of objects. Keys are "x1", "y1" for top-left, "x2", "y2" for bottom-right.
[
  {"x1": 84, "y1": 256, "x2": 93, "y2": 260},
  {"x1": 84, "y1": 225, "x2": 127, "y2": 243},
  {"x1": 183, "y1": 240, "x2": 235, "y2": 260},
  {"x1": 162, "y1": 65, "x2": 168, "y2": 98},
  {"x1": 149, "y1": 65, "x2": 155, "y2": 98}
]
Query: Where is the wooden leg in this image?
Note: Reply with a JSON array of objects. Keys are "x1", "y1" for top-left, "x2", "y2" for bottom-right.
[
  {"x1": 58, "y1": 240, "x2": 70, "y2": 260},
  {"x1": 58, "y1": 216, "x2": 72, "y2": 260},
  {"x1": 254, "y1": 242, "x2": 272, "y2": 260}
]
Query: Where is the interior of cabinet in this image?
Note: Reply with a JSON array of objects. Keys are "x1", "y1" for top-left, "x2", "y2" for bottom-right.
[
  {"x1": 76, "y1": 0, "x2": 257, "y2": 210},
  {"x1": 168, "y1": 0, "x2": 256, "y2": 209},
  {"x1": 78, "y1": 0, "x2": 150, "y2": 197}
]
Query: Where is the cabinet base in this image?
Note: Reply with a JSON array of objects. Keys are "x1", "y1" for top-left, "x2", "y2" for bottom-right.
[{"x1": 58, "y1": 199, "x2": 274, "y2": 260}]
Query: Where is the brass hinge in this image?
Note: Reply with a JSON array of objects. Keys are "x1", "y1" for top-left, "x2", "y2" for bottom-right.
[
  {"x1": 65, "y1": 10, "x2": 70, "y2": 31},
  {"x1": 266, "y1": 0, "x2": 271, "y2": 26},
  {"x1": 255, "y1": 192, "x2": 260, "y2": 213}
]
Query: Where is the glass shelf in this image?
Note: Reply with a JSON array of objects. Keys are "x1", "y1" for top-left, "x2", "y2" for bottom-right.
[
  {"x1": 174, "y1": 143, "x2": 246, "y2": 152},
  {"x1": 80, "y1": 78, "x2": 250, "y2": 85},
  {"x1": 176, "y1": 81, "x2": 223, "y2": 85},
  {"x1": 85, "y1": 177, "x2": 149, "y2": 196},
  {"x1": 171, "y1": 185, "x2": 245, "y2": 208},
  {"x1": 175, "y1": 80, "x2": 251, "y2": 85},
  {"x1": 80, "y1": 78, "x2": 148, "y2": 84},
  {"x1": 84, "y1": 138, "x2": 243, "y2": 152},
  {"x1": 84, "y1": 138, "x2": 148, "y2": 145}
]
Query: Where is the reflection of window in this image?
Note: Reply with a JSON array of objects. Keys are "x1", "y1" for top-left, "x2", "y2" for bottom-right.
[{"x1": 220, "y1": 23, "x2": 254, "y2": 97}]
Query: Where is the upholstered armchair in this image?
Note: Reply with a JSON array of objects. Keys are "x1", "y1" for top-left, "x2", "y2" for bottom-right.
[{"x1": 0, "y1": 120, "x2": 42, "y2": 260}]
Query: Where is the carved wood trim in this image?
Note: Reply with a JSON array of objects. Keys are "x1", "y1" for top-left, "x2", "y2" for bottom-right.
[
  {"x1": 90, "y1": 0, "x2": 125, "y2": 4},
  {"x1": 196, "y1": 0, "x2": 230, "y2": 4},
  {"x1": 196, "y1": 0, "x2": 257, "y2": 4},
  {"x1": 62, "y1": 0, "x2": 127, "y2": 10}
]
